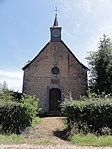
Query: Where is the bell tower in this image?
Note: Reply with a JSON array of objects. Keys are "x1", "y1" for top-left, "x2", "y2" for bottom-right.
[{"x1": 50, "y1": 8, "x2": 62, "y2": 42}]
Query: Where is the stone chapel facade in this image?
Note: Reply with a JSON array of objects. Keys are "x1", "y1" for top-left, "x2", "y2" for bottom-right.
[{"x1": 22, "y1": 14, "x2": 88, "y2": 114}]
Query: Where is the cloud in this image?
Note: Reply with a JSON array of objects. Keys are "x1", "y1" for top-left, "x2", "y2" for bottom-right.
[
  {"x1": 57, "y1": 0, "x2": 112, "y2": 67},
  {"x1": 99, "y1": 19, "x2": 112, "y2": 36},
  {"x1": 57, "y1": 0, "x2": 93, "y2": 15},
  {"x1": 59, "y1": 0, "x2": 112, "y2": 44},
  {"x1": 83, "y1": 0, "x2": 93, "y2": 13},
  {"x1": 99, "y1": 0, "x2": 112, "y2": 7},
  {"x1": 0, "y1": 70, "x2": 23, "y2": 92}
]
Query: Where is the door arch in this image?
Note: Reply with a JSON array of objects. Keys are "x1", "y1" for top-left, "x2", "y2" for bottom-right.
[{"x1": 49, "y1": 88, "x2": 61, "y2": 111}]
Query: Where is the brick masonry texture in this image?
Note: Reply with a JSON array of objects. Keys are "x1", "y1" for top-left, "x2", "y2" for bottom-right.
[{"x1": 22, "y1": 41, "x2": 88, "y2": 114}]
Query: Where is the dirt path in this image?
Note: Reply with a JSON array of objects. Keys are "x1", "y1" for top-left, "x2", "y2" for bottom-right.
[
  {"x1": 0, "y1": 117, "x2": 112, "y2": 149},
  {"x1": 27, "y1": 117, "x2": 69, "y2": 145}
]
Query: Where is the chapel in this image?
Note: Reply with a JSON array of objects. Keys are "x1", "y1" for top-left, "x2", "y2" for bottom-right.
[{"x1": 22, "y1": 13, "x2": 88, "y2": 114}]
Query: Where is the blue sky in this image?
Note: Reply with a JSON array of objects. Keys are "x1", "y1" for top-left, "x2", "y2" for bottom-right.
[{"x1": 0, "y1": 0, "x2": 112, "y2": 92}]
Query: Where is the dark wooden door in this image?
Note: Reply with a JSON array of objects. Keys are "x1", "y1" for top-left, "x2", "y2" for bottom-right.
[{"x1": 49, "y1": 88, "x2": 61, "y2": 111}]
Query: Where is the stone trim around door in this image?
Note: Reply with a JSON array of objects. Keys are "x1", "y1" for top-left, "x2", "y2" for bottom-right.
[{"x1": 47, "y1": 84, "x2": 64, "y2": 113}]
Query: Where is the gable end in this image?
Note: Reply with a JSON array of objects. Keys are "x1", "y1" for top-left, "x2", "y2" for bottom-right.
[
  {"x1": 61, "y1": 41, "x2": 88, "y2": 70},
  {"x1": 22, "y1": 42, "x2": 50, "y2": 70}
]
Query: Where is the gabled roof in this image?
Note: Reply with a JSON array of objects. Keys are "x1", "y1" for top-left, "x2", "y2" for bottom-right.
[
  {"x1": 22, "y1": 41, "x2": 88, "y2": 70},
  {"x1": 61, "y1": 41, "x2": 88, "y2": 70},
  {"x1": 22, "y1": 42, "x2": 50, "y2": 70}
]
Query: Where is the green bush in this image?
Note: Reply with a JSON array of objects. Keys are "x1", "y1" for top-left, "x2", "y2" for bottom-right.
[
  {"x1": 0, "y1": 103, "x2": 31, "y2": 134},
  {"x1": 10, "y1": 91, "x2": 22, "y2": 101},
  {"x1": 61, "y1": 93, "x2": 112, "y2": 135},
  {"x1": 0, "y1": 91, "x2": 40, "y2": 134},
  {"x1": 20, "y1": 94, "x2": 40, "y2": 119}
]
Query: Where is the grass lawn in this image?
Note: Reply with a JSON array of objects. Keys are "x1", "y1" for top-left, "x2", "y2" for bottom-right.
[
  {"x1": 0, "y1": 133, "x2": 112, "y2": 147},
  {"x1": 0, "y1": 134, "x2": 52, "y2": 145},
  {"x1": 70, "y1": 133, "x2": 112, "y2": 147},
  {"x1": 0, "y1": 134, "x2": 25, "y2": 144}
]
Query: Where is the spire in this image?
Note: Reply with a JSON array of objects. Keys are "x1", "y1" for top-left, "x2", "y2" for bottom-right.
[
  {"x1": 53, "y1": 7, "x2": 58, "y2": 27},
  {"x1": 53, "y1": 14, "x2": 58, "y2": 27},
  {"x1": 50, "y1": 7, "x2": 62, "y2": 42}
]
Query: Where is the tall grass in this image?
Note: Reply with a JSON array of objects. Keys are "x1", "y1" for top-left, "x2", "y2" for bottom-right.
[
  {"x1": 0, "y1": 134, "x2": 54, "y2": 145},
  {"x1": 0, "y1": 134, "x2": 25, "y2": 144},
  {"x1": 70, "y1": 133, "x2": 112, "y2": 146}
]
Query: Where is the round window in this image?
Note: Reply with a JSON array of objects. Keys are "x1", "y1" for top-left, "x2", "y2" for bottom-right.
[{"x1": 52, "y1": 67, "x2": 60, "y2": 74}]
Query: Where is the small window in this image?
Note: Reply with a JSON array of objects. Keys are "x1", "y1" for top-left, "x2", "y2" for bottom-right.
[{"x1": 52, "y1": 67, "x2": 60, "y2": 74}]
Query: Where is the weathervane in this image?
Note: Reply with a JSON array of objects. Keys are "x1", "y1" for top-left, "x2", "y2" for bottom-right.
[{"x1": 54, "y1": 6, "x2": 58, "y2": 14}]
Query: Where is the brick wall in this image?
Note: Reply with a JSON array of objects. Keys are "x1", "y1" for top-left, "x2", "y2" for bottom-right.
[{"x1": 23, "y1": 41, "x2": 88, "y2": 113}]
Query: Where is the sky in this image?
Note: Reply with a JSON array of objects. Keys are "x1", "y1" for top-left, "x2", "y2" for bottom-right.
[{"x1": 0, "y1": 0, "x2": 112, "y2": 92}]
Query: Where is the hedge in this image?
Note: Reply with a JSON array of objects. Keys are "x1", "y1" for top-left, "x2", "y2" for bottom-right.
[
  {"x1": 0, "y1": 92, "x2": 40, "y2": 134},
  {"x1": 0, "y1": 103, "x2": 31, "y2": 134},
  {"x1": 61, "y1": 96, "x2": 112, "y2": 134}
]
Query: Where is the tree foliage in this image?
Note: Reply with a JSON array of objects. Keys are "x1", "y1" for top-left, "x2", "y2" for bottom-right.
[
  {"x1": 86, "y1": 34, "x2": 112, "y2": 94},
  {"x1": 0, "y1": 81, "x2": 8, "y2": 93}
]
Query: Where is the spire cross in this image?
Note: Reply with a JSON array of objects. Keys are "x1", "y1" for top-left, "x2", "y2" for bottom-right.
[{"x1": 54, "y1": 7, "x2": 58, "y2": 14}]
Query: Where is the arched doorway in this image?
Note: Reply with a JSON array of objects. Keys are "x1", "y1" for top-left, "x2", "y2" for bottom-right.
[{"x1": 49, "y1": 88, "x2": 61, "y2": 111}]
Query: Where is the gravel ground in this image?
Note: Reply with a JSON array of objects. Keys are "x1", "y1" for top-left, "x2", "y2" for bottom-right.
[{"x1": 0, "y1": 144, "x2": 112, "y2": 149}]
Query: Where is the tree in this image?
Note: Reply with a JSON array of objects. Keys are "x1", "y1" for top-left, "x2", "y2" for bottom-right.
[
  {"x1": 0, "y1": 81, "x2": 8, "y2": 92},
  {"x1": 86, "y1": 34, "x2": 112, "y2": 94}
]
